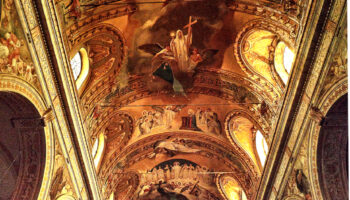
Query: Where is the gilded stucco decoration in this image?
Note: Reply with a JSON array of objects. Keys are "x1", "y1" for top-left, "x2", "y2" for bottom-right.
[
  {"x1": 216, "y1": 174, "x2": 247, "y2": 200},
  {"x1": 68, "y1": 23, "x2": 127, "y2": 117},
  {"x1": 234, "y1": 19, "x2": 297, "y2": 98},
  {"x1": 225, "y1": 109, "x2": 270, "y2": 171},
  {"x1": 88, "y1": 111, "x2": 134, "y2": 156},
  {"x1": 0, "y1": 1, "x2": 56, "y2": 199},
  {"x1": 3, "y1": 0, "x2": 345, "y2": 199}
]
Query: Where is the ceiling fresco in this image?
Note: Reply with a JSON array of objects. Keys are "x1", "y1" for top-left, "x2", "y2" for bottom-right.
[{"x1": 54, "y1": 0, "x2": 310, "y2": 199}]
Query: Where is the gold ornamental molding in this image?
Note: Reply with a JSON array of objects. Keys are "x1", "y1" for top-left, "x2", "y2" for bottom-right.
[
  {"x1": 234, "y1": 19, "x2": 295, "y2": 98},
  {"x1": 35, "y1": 0, "x2": 103, "y2": 198},
  {"x1": 14, "y1": 0, "x2": 101, "y2": 198},
  {"x1": 255, "y1": 0, "x2": 347, "y2": 199}
]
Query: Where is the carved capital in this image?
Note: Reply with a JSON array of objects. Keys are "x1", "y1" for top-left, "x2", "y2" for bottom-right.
[
  {"x1": 309, "y1": 106, "x2": 324, "y2": 123},
  {"x1": 42, "y1": 107, "x2": 55, "y2": 123}
]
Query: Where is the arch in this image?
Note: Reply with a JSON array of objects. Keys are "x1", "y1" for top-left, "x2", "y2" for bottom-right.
[
  {"x1": 317, "y1": 94, "x2": 348, "y2": 199},
  {"x1": 68, "y1": 23, "x2": 127, "y2": 99},
  {"x1": 217, "y1": 174, "x2": 248, "y2": 200},
  {"x1": 100, "y1": 132, "x2": 260, "y2": 199},
  {"x1": 0, "y1": 75, "x2": 54, "y2": 199},
  {"x1": 0, "y1": 92, "x2": 45, "y2": 199},
  {"x1": 308, "y1": 77, "x2": 347, "y2": 199},
  {"x1": 234, "y1": 19, "x2": 296, "y2": 96},
  {"x1": 225, "y1": 109, "x2": 270, "y2": 171}
]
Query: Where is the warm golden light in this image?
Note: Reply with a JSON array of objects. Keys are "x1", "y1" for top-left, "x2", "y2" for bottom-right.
[
  {"x1": 274, "y1": 41, "x2": 295, "y2": 84},
  {"x1": 242, "y1": 30, "x2": 277, "y2": 83},
  {"x1": 283, "y1": 46, "x2": 295, "y2": 74},
  {"x1": 220, "y1": 176, "x2": 247, "y2": 200},
  {"x1": 229, "y1": 117, "x2": 260, "y2": 170},
  {"x1": 256, "y1": 130, "x2": 268, "y2": 167},
  {"x1": 75, "y1": 48, "x2": 90, "y2": 95},
  {"x1": 93, "y1": 133, "x2": 106, "y2": 172}
]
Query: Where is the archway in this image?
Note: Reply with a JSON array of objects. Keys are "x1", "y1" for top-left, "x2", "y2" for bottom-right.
[
  {"x1": 317, "y1": 94, "x2": 348, "y2": 199},
  {"x1": 0, "y1": 92, "x2": 46, "y2": 200}
]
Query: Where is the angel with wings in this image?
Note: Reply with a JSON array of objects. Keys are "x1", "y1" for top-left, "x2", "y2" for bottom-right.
[
  {"x1": 138, "y1": 16, "x2": 218, "y2": 95},
  {"x1": 148, "y1": 137, "x2": 201, "y2": 159}
]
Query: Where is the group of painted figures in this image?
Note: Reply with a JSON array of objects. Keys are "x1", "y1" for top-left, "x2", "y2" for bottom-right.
[
  {"x1": 0, "y1": 0, "x2": 38, "y2": 85},
  {"x1": 137, "y1": 161, "x2": 219, "y2": 200},
  {"x1": 0, "y1": 32, "x2": 37, "y2": 83},
  {"x1": 137, "y1": 106, "x2": 222, "y2": 136}
]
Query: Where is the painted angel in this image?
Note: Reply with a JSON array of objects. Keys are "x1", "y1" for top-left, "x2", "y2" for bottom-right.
[{"x1": 148, "y1": 137, "x2": 201, "y2": 159}]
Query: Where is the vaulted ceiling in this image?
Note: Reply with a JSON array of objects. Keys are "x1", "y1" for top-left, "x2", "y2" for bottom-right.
[{"x1": 54, "y1": 0, "x2": 312, "y2": 199}]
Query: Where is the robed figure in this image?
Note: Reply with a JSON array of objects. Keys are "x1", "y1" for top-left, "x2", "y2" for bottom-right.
[{"x1": 138, "y1": 16, "x2": 217, "y2": 95}]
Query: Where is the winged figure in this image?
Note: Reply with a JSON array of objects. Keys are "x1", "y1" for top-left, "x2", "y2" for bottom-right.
[
  {"x1": 148, "y1": 137, "x2": 201, "y2": 158},
  {"x1": 138, "y1": 16, "x2": 218, "y2": 95}
]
